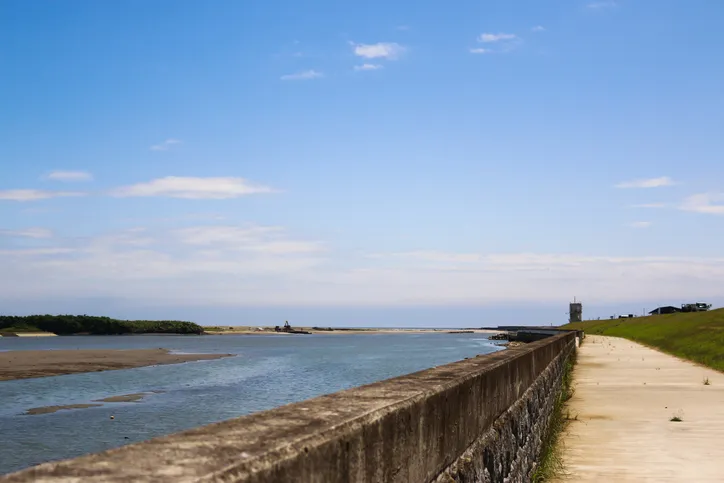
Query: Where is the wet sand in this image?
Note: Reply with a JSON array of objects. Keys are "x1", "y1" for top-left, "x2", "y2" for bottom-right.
[
  {"x1": 24, "y1": 392, "x2": 167, "y2": 415},
  {"x1": 25, "y1": 404, "x2": 103, "y2": 415},
  {"x1": 95, "y1": 393, "x2": 147, "y2": 403},
  {"x1": 0, "y1": 349, "x2": 232, "y2": 381},
  {"x1": 0, "y1": 332, "x2": 56, "y2": 337}
]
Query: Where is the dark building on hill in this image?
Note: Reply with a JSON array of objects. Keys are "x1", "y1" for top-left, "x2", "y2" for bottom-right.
[
  {"x1": 569, "y1": 298, "x2": 583, "y2": 323},
  {"x1": 649, "y1": 306, "x2": 681, "y2": 315}
]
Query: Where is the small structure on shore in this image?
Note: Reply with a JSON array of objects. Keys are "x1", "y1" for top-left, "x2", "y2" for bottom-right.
[
  {"x1": 649, "y1": 302, "x2": 711, "y2": 315},
  {"x1": 649, "y1": 306, "x2": 680, "y2": 315},
  {"x1": 274, "y1": 321, "x2": 310, "y2": 335},
  {"x1": 681, "y1": 302, "x2": 711, "y2": 312},
  {"x1": 569, "y1": 297, "x2": 583, "y2": 323}
]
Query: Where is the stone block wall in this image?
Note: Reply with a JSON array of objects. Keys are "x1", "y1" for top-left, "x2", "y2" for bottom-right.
[{"x1": 434, "y1": 338, "x2": 574, "y2": 482}]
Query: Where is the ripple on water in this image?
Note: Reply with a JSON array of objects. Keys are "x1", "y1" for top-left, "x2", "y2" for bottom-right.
[{"x1": 0, "y1": 333, "x2": 502, "y2": 475}]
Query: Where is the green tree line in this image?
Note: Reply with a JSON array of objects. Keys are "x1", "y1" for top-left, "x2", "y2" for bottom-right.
[{"x1": 0, "y1": 315, "x2": 204, "y2": 335}]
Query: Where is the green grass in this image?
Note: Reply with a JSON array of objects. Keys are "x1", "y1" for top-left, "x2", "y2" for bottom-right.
[
  {"x1": 532, "y1": 349, "x2": 577, "y2": 482},
  {"x1": 0, "y1": 322, "x2": 43, "y2": 333},
  {"x1": 561, "y1": 308, "x2": 724, "y2": 372}
]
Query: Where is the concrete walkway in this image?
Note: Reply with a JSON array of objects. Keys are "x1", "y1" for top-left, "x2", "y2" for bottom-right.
[{"x1": 558, "y1": 335, "x2": 724, "y2": 482}]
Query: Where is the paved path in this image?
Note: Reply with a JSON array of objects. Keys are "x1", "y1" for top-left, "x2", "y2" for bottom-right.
[{"x1": 558, "y1": 335, "x2": 724, "y2": 482}]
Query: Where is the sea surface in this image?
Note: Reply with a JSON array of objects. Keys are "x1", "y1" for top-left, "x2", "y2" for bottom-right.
[{"x1": 0, "y1": 333, "x2": 502, "y2": 475}]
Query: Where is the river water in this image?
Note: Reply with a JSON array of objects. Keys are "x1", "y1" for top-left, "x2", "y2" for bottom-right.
[{"x1": 0, "y1": 333, "x2": 502, "y2": 475}]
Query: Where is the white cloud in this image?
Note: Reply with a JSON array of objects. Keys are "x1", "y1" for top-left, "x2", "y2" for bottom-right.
[
  {"x1": 628, "y1": 221, "x2": 652, "y2": 228},
  {"x1": 632, "y1": 203, "x2": 667, "y2": 208},
  {"x1": 0, "y1": 189, "x2": 86, "y2": 202},
  {"x1": 474, "y1": 33, "x2": 522, "y2": 54},
  {"x1": 174, "y1": 225, "x2": 279, "y2": 245},
  {"x1": 0, "y1": 228, "x2": 53, "y2": 238},
  {"x1": 531, "y1": 26, "x2": 546, "y2": 32},
  {"x1": 150, "y1": 139, "x2": 182, "y2": 151},
  {"x1": 175, "y1": 225, "x2": 323, "y2": 254},
  {"x1": 587, "y1": 1, "x2": 617, "y2": 8},
  {"x1": 110, "y1": 176, "x2": 275, "y2": 199},
  {"x1": 478, "y1": 33, "x2": 518, "y2": 43},
  {"x1": 614, "y1": 176, "x2": 675, "y2": 189},
  {"x1": 341, "y1": 251, "x2": 724, "y2": 305},
  {"x1": 352, "y1": 42, "x2": 405, "y2": 60},
  {"x1": 0, "y1": 225, "x2": 326, "y2": 304},
  {"x1": 46, "y1": 171, "x2": 93, "y2": 182},
  {"x1": 354, "y1": 64, "x2": 384, "y2": 71},
  {"x1": 0, "y1": 248, "x2": 74, "y2": 256},
  {"x1": 680, "y1": 193, "x2": 724, "y2": 215},
  {"x1": 4, "y1": 232, "x2": 724, "y2": 307},
  {"x1": 280, "y1": 70, "x2": 324, "y2": 81}
]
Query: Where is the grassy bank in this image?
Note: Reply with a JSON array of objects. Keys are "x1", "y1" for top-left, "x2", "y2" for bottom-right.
[
  {"x1": 0, "y1": 322, "x2": 45, "y2": 333},
  {"x1": 532, "y1": 349, "x2": 577, "y2": 482},
  {"x1": 562, "y1": 308, "x2": 724, "y2": 372},
  {"x1": 0, "y1": 315, "x2": 204, "y2": 335}
]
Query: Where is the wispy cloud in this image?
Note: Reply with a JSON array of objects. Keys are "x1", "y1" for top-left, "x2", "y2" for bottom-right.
[
  {"x1": 632, "y1": 202, "x2": 667, "y2": 209},
  {"x1": 615, "y1": 176, "x2": 675, "y2": 189},
  {"x1": 628, "y1": 221, "x2": 652, "y2": 228},
  {"x1": 349, "y1": 250, "x2": 724, "y2": 304},
  {"x1": 280, "y1": 70, "x2": 324, "y2": 81},
  {"x1": 0, "y1": 225, "x2": 325, "y2": 305},
  {"x1": 680, "y1": 193, "x2": 724, "y2": 215},
  {"x1": 150, "y1": 139, "x2": 182, "y2": 151},
  {"x1": 0, "y1": 247, "x2": 74, "y2": 256},
  {"x1": 587, "y1": 1, "x2": 617, "y2": 9},
  {"x1": 352, "y1": 42, "x2": 405, "y2": 60},
  {"x1": 45, "y1": 171, "x2": 93, "y2": 182},
  {"x1": 174, "y1": 225, "x2": 323, "y2": 254},
  {"x1": 531, "y1": 26, "x2": 546, "y2": 32},
  {"x1": 0, "y1": 190, "x2": 86, "y2": 202},
  {"x1": 478, "y1": 33, "x2": 518, "y2": 43},
  {"x1": 5, "y1": 239, "x2": 724, "y2": 306},
  {"x1": 110, "y1": 176, "x2": 275, "y2": 199},
  {"x1": 0, "y1": 227, "x2": 53, "y2": 238},
  {"x1": 353, "y1": 63, "x2": 383, "y2": 71},
  {"x1": 472, "y1": 33, "x2": 522, "y2": 54}
]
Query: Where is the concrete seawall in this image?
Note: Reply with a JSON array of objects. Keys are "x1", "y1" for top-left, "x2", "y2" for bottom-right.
[{"x1": 3, "y1": 333, "x2": 576, "y2": 483}]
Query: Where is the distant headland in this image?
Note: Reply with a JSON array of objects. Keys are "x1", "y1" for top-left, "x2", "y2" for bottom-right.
[{"x1": 0, "y1": 315, "x2": 204, "y2": 336}]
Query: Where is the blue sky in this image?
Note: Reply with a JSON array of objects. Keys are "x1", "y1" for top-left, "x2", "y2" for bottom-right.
[{"x1": 1, "y1": 0, "x2": 723, "y2": 326}]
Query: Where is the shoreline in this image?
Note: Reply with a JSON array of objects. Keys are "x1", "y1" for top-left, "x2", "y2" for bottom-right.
[
  {"x1": 0, "y1": 349, "x2": 232, "y2": 382},
  {"x1": 0, "y1": 328, "x2": 504, "y2": 337},
  {"x1": 202, "y1": 327, "x2": 502, "y2": 336}
]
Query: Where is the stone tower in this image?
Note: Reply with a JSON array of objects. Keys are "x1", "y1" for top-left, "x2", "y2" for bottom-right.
[{"x1": 569, "y1": 297, "x2": 583, "y2": 323}]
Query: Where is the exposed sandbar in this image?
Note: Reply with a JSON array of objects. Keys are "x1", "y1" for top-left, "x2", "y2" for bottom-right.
[
  {"x1": 95, "y1": 393, "x2": 147, "y2": 403},
  {"x1": 26, "y1": 404, "x2": 103, "y2": 415},
  {"x1": 0, "y1": 349, "x2": 232, "y2": 381}
]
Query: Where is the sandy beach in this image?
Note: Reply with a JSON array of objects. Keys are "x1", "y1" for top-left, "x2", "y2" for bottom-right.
[{"x1": 0, "y1": 349, "x2": 232, "y2": 381}]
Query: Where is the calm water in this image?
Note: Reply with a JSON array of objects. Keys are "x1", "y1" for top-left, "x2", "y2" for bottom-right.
[{"x1": 0, "y1": 333, "x2": 502, "y2": 475}]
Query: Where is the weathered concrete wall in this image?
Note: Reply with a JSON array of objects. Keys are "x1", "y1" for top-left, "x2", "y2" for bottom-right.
[
  {"x1": 2, "y1": 333, "x2": 576, "y2": 483},
  {"x1": 434, "y1": 335, "x2": 573, "y2": 482}
]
